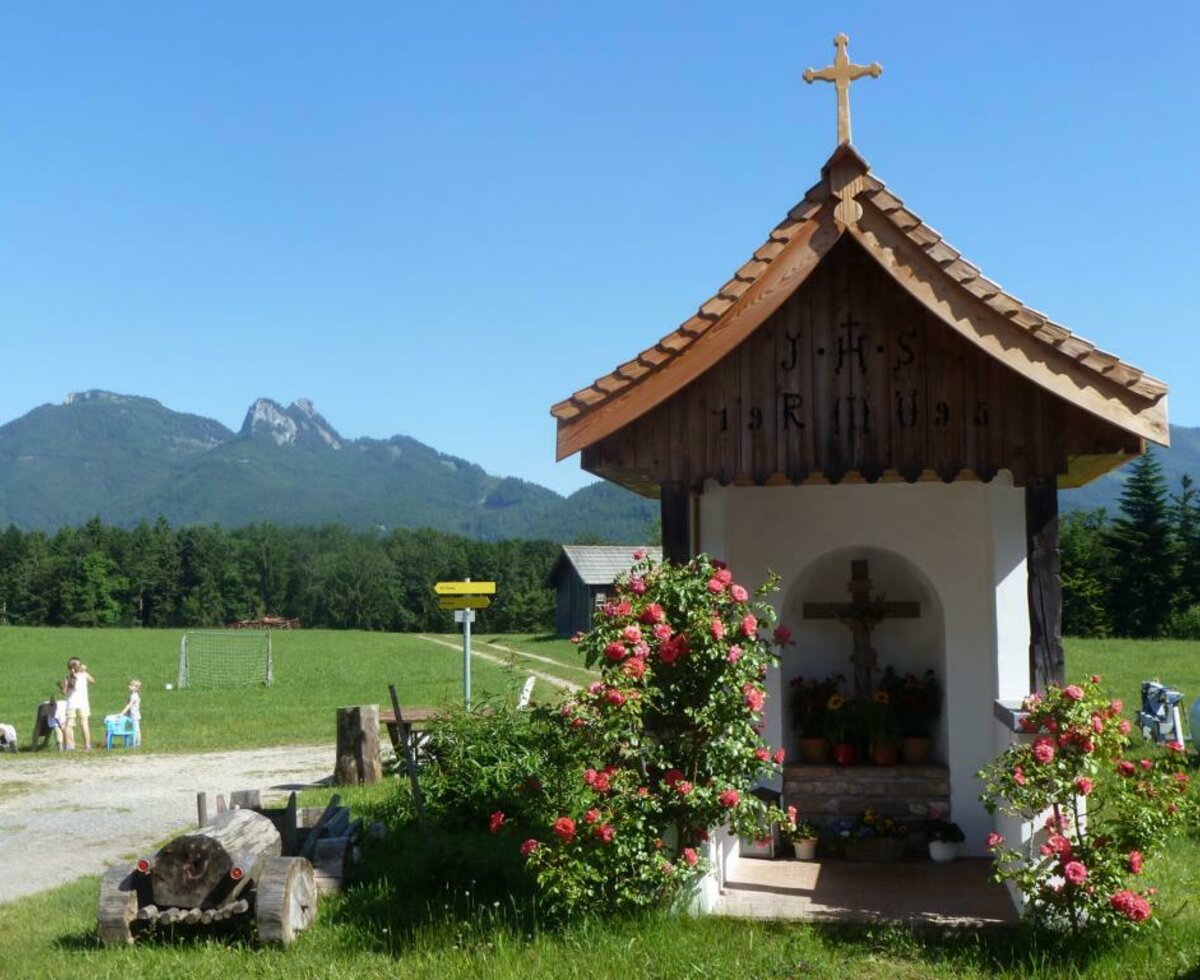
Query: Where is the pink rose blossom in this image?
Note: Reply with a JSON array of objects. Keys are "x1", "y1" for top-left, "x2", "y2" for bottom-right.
[
  {"x1": 730, "y1": 584, "x2": 749, "y2": 602},
  {"x1": 632, "y1": 549, "x2": 646, "y2": 560},
  {"x1": 707, "y1": 577, "x2": 726, "y2": 594},
  {"x1": 1063, "y1": 684, "x2": 1084, "y2": 701},
  {"x1": 622, "y1": 657, "x2": 647, "y2": 680},
  {"x1": 1128, "y1": 850, "x2": 1144, "y2": 874},
  {"x1": 1140, "y1": 758, "x2": 1153, "y2": 772},
  {"x1": 1111, "y1": 889, "x2": 1152, "y2": 922},
  {"x1": 553, "y1": 816, "x2": 576, "y2": 843},
  {"x1": 1064, "y1": 861, "x2": 1087, "y2": 885},
  {"x1": 741, "y1": 614, "x2": 758, "y2": 637},
  {"x1": 1091, "y1": 674, "x2": 1102, "y2": 684},
  {"x1": 606, "y1": 689, "x2": 626, "y2": 707},
  {"x1": 615, "y1": 600, "x2": 632, "y2": 616},
  {"x1": 1110, "y1": 698, "x2": 1124, "y2": 714},
  {"x1": 520, "y1": 838, "x2": 538, "y2": 857},
  {"x1": 659, "y1": 635, "x2": 689, "y2": 665},
  {"x1": 743, "y1": 683, "x2": 765, "y2": 713},
  {"x1": 1013, "y1": 766, "x2": 1026, "y2": 786},
  {"x1": 1118, "y1": 720, "x2": 1132, "y2": 735},
  {"x1": 638, "y1": 603, "x2": 665, "y2": 625},
  {"x1": 772, "y1": 624, "x2": 794, "y2": 647},
  {"x1": 592, "y1": 771, "x2": 611, "y2": 793},
  {"x1": 1167, "y1": 740, "x2": 1185, "y2": 753},
  {"x1": 663, "y1": 769, "x2": 685, "y2": 789},
  {"x1": 726, "y1": 645, "x2": 743, "y2": 664},
  {"x1": 652, "y1": 622, "x2": 673, "y2": 642},
  {"x1": 569, "y1": 631, "x2": 583, "y2": 645},
  {"x1": 488, "y1": 811, "x2": 506, "y2": 834},
  {"x1": 710, "y1": 618, "x2": 726, "y2": 640},
  {"x1": 773, "y1": 748, "x2": 786, "y2": 765},
  {"x1": 986, "y1": 832, "x2": 1004, "y2": 850},
  {"x1": 605, "y1": 641, "x2": 628, "y2": 662},
  {"x1": 1117, "y1": 760, "x2": 1136, "y2": 777},
  {"x1": 583, "y1": 768, "x2": 598, "y2": 787},
  {"x1": 682, "y1": 847, "x2": 699, "y2": 866},
  {"x1": 622, "y1": 624, "x2": 642, "y2": 643},
  {"x1": 1033, "y1": 737, "x2": 1055, "y2": 764},
  {"x1": 1074, "y1": 776, "x2": 1093, "y2": 795},
  {"x1": 588, "y1": 681, "x2": 605, "y2": 695},
  {"x1": 584, "y1": 808, "x2": 600, "y2": 825},
  {"x1": 718, "y1": 788, "x2": 741, "y2": 808},
  {"x1": 596, "y1": 823, "x2": 615, "y2": 846},
  {"x1": 754, "y1": 748, "x2": 770, "y2": 762},
  {"x1": 716, "y1": 568, "x2": 733, "y2": 585},
  {"x1": 629, "y1": 577, "x2": 646, "y2": 595}
]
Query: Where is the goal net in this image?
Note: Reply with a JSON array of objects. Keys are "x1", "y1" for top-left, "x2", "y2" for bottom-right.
[{"x1": 177, "y1": 631, "x2": 274, "y2": 689}]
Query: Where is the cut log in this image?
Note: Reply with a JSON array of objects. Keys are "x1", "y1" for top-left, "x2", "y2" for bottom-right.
[
  {"x1": 255, "y1": 856, "x2": 317, "y2": 946},
  {"x1": 230, "y1": 789, "x2": 262, "y2": 810},
  {"x1": 150, "y1": 809, "x2": 281, "y2": 909},
  {"x1": 98, "y1": 865, "x2": 139, "y2": 946},
  {"x1": 298, "y1": 795, "x2": 342, "y2": 860},
  {"x1": 334, "y1": 705, "x2": 383, "y2": 786}
]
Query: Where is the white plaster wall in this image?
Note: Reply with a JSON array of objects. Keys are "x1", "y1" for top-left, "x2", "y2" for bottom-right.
[{"x1": 697, "y1": 476, "x2": 1030, "y2": 854}]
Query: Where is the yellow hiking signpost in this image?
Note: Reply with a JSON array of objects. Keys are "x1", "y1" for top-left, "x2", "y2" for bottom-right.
[{"x1": 434, "y1": 580, "x2": 496, "y2": 709}]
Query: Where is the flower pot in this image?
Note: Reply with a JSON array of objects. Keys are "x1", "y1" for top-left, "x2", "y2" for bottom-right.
[
  {"x1": 902, "y1": 736, "x2": 932, "y2": 765},
  {"x1": 799, "y1": 737, "x2": 829, "y2": 764},
  {"x1": 831, "y1": 742, "x2": 857, "y2": 766},
  {"x1": 870, "y1": 741, "x2": 900, "y2": 766},
  {"x1": 792, "y1": 837, "x2": 819, "y2": 861},
  {"x1": 928, "y1": 840, "x2": 959, "y2": 863}
]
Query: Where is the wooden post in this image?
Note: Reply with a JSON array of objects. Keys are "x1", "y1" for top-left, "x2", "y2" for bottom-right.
[
  {"x1": 660, "y1": 481, "x2": 692, "y2": 565},
  {"x1": 1027, "y1": 476, "x2": 1064, "y2": 691},
  {"x1": 389, "y1": 684, "x2": 431, "y2": 850},
  {"x1": 334, "y1": 705, "x2": 383, "y2": 786}
]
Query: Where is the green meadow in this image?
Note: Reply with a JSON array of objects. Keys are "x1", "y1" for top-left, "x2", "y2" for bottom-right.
[
  {"x1": 2, "y1": 632, "x2": 1200, "y2": 978},
  {"x1": 0, "y1": 627, "x2": 587, "y2": 752}
]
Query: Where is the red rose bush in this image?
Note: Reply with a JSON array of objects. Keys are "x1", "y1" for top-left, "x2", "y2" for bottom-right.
[{"x1": 978, "y1": 676, "x2": 1196, "y2": 935}]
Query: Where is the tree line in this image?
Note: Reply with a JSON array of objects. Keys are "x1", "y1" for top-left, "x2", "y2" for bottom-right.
[
  {"x1": 1063, "y1": 449, "x2": 1200, "y2": 638},
  {"x1": 0, "y1": 518, "x2": 559, "y2": 633},
  {"x1": 2, "y1": 448, "x2": 1197, "y2": 640}
]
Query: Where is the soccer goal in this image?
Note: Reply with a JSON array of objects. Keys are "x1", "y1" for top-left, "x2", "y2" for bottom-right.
[{"x1": 177, "y1": 631, "x2": 274, "y2": 689}]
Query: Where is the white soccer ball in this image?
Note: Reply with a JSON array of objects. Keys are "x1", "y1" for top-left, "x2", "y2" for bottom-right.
[{"x1": 164, "y1": 683, "x2": 174, "y2": 691}]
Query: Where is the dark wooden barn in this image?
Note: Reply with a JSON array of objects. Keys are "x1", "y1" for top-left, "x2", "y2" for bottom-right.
[{"x1": 548, "y1": 545, "x2": 661, "y2": 637}]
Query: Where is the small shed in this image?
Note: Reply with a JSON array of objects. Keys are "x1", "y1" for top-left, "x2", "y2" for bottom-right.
[{"x1": 549, "y1": 545, "x2": 662, "y2": 637}]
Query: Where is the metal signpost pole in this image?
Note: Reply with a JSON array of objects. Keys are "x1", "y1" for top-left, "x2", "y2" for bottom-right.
[{"x1": 463, "y1": 578, "x2": 472, "y2": 710}]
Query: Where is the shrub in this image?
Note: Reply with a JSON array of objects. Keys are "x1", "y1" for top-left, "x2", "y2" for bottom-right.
[
  {"x1": 978, "y1": 676, "x2": 1197, "y2": 935},
  {"x1": 1164, "y1": 603, "x2": 1200, "y2": 640},
  {"x1": 514, "y1": 552, "x2": 790, "y2": 918}
]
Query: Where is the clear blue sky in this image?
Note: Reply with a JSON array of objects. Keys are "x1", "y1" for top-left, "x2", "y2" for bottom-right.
[{"x1": 1, "y1": 2, "x2": 1196, "y2": 496}]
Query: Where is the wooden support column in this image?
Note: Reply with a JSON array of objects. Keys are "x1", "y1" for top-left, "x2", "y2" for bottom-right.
[
  {"x1": 660, "y1": 482, "x2": 692, "y2": 565},
  {"x1": 1027, "y1": 476, "x2": 1064, "y2": 691}
]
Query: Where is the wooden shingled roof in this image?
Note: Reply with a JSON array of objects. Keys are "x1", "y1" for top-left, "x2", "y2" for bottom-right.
[{"x1": 550, "y1": 145, "x2": 1169, "y2": 466}]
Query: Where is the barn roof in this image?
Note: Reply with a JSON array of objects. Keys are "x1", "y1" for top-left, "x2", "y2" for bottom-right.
[
  {"x1": 550, "y1": 545, "x2": 663, "y2": 587},
  {"x1": 550, "y1": 144, "x2": 1168, "y2": 464}
]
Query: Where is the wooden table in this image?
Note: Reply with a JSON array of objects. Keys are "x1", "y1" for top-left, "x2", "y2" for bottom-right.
[{"x1": 378, "y1": 707, "x2": 439, "y2": 759}]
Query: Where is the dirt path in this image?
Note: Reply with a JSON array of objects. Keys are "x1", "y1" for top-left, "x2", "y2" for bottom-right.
[{"x1": 0, "y1": 744, "x2": 334, "y2": 906}]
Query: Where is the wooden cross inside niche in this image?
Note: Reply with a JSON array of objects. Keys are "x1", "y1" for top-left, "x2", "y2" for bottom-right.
[{"x1": 802, "y1": 559, "x2": 920, "y2": 698}]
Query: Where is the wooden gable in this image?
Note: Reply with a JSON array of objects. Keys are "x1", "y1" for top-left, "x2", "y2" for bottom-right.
[{"x1": 552, "y1": 147, "x2": 1168, "y2": 498}]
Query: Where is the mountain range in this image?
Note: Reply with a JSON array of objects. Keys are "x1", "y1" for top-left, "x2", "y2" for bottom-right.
[
  {"x1": 0, "y1": 391, "x2": 657, "y2": 542},
  {"x1": 0, "y1": 391, "x2": 1195, "y2": 538}
]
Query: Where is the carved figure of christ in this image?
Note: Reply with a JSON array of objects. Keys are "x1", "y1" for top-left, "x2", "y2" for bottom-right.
[{"x1": 802, "y1": 559, "x2": 920, "y2": 698}]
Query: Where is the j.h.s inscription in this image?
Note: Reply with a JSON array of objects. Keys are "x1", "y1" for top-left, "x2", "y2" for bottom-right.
[{"x1": 713, "y1": 319, "x2": 990, "y2": 434}]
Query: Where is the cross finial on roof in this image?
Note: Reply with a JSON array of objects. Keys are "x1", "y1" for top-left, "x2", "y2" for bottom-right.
[{"x1": 803, "y1": 33, "x2": 882, "y2": 147}]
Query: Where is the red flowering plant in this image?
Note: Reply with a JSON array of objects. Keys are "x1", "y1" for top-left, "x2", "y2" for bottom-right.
[
  {"x1": 978, "y1": 676, "x2": 1196, "y2": 936},
  {"x1": 520, "y1": 552, "x2": 789, "y2": 917}
]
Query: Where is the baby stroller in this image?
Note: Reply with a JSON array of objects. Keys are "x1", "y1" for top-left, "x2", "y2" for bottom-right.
[{"x1": 1136, "y1": 681, "x2": 1187, "y2": 746}]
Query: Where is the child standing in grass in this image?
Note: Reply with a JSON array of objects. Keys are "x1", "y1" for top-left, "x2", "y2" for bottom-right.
[
  {"x1": 119, "y1": 678, "x2": 142, "y2": 747},
  {"x1": 64, "y1": 658, "x2": 96, "y2": 751}
]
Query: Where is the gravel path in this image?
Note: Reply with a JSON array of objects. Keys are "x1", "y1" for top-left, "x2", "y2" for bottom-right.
[{"x1": 0, "y1": 744, "x2": 334, "y2": 906}]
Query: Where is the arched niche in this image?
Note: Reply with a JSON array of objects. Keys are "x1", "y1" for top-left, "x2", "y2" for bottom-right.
[{"x1": 780, "y1": 545, "x2": 948, "y2": 758}]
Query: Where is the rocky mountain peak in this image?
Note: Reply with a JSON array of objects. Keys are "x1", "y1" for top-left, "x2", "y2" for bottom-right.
[{"x1": 240, "y1": 397, "x2": 342, "y2": 449}]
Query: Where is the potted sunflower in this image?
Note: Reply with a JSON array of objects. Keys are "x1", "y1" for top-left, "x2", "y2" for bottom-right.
[{"x1": 822, "y1": 693, "x2": 861, "y2": 766}]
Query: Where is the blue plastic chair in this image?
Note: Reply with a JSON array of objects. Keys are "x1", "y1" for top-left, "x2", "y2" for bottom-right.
[{"x1": 105, "y1": 715, "x2": 138, "y2": 749}]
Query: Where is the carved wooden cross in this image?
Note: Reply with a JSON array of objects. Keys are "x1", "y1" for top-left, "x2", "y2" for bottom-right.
[
  {"x1": 803, "y1": 559, "x2": 919, "y2": 698},
  {"x1": 803, "y1": 33, "x2": 882, "y2": 147}
]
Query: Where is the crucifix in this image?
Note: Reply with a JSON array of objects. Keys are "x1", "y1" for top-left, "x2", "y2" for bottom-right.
[
  {"x1": 803, "y1": 559, "x2": 920, "y2": 698},
  {"x1": 803, "y1": 33, "x2": 882, "y2": 147}
]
